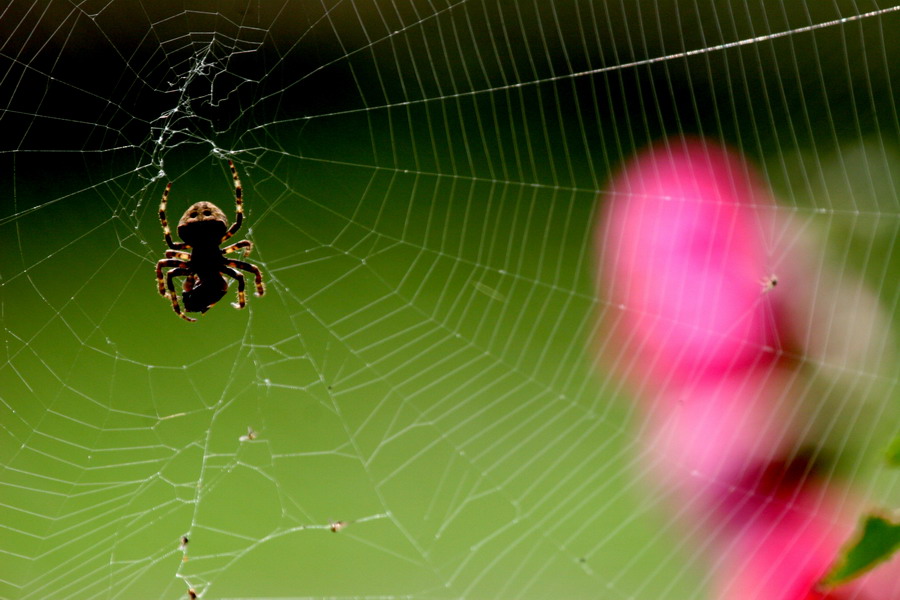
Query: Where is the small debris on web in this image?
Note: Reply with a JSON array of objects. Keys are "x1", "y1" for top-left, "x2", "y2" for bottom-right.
[
  {"x1": 759, "y1": 274, "x2": 778, "y2": 293},
  {"x1": 330, "y1": 520, "x2": 348, "y2": 533}
]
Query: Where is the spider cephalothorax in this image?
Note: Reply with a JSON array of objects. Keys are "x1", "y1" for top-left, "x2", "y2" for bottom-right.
[
  {"x1": 155, "y1": 161, "x2": 265, "y2": 322},
  {"x1": 177, "y1": 201, "x2": 228, "y2": 245}
]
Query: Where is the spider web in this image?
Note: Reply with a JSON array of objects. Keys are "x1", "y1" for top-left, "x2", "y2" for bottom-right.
[{"x1": 1, "y1": 1, "x2": 898, "y2": 598}]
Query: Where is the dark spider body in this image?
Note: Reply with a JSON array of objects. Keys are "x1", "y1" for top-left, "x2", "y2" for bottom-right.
[
  {"x1": 155, "y1": 161, "x2": 265, "y2": 322},
  {"x1": 177, "y1": 202, "x2": 229, "y2": 312}
]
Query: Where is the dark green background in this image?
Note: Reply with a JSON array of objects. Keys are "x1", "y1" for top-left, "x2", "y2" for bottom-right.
[{"x1": 1, "y1": 1, "x2": 898, "y2": 598}]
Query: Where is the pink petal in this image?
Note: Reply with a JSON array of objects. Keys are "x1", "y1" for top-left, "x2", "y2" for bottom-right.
[{"x1": 598, "y1": 138, "x2": 779, "y2": 387}]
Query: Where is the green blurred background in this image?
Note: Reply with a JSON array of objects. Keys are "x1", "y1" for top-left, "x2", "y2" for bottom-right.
[{"x1": 1, "y1": 1, "x2": 898, "y2": 598}]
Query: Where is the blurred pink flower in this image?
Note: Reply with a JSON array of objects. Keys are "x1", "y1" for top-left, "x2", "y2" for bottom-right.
[
  {"x1": 596, "y1": 137, "x2": 898, "y2": 599},
  {"x1": 641, "y1": 372, "x2": 797, "y2": 520},
  {"x1": 717, "y1": 485, "x2": 900, "y2": 600},
  {"x1": 598, "y1": 137, "x2": 780, "y2": 389}
]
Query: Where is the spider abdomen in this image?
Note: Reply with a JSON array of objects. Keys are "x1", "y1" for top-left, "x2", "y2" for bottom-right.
[{"x1": 182, "y1": 274, "x2": 228, "y2": 313}]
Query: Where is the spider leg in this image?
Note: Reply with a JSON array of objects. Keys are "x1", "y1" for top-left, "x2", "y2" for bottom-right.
[
  {"x1": 159, "y1": 182, "x2": 190, "y2": 251},
  {"x1": 165, "y1": 250, "x2": 191, "y2": 260},
  {"x1": 166, "y1": 267, "x2": 197, "y2": 322},
  {"x1": 156, "y1": 258, "x2": 188, "y2": 296},
  {"x1": 222, "y1": 266, "x2": 247, "y2": 309},
  {"x1": 228, "y1": 259, "x2": 265, "y2": 297},
  {"x1": 220, "y1": 160, "x2": 244, "y2": 244},
  {"x1": 222, "y1": 240, "x2": 253, "y2": 256}
]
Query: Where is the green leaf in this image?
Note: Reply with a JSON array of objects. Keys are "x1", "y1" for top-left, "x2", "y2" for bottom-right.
[
  {"x1": 886, "y1": 435, "x2": 900, "y2": 467},
  {"x1": 820, "y1": 513, "x2": 900, "y2": 588}
]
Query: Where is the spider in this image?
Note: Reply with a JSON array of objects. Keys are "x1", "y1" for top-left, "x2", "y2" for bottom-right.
[{"x1": 155, "y1": 161, "x2": 265, "y2": 322}]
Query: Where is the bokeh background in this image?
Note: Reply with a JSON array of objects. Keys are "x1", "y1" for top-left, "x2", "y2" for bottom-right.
[{"x1": 1, "y1": 1, "x2": 898, "y2": 598}]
